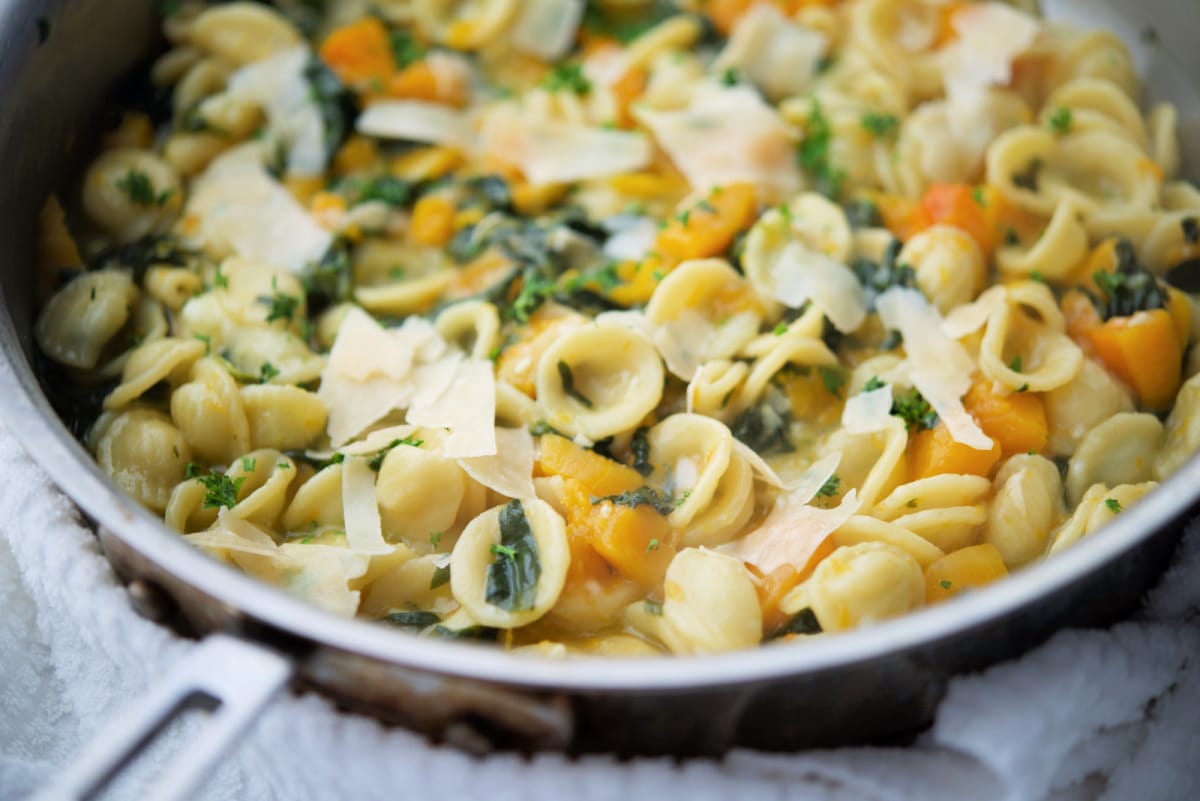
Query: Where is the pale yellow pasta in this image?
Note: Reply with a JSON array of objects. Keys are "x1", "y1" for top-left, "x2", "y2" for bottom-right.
[
  {"x1": 686, "y1": 359, "x2": 749, "y2": 419},
  {"x1": 873, "y1": 474, "x2": 991, "y2": 552},
  {"x1": 35, "y1": 271, "x2": 139, "y2": 370},
  {"x1": 678, "y1": 451, "x2": 755, "y2": 548},
  {"x1": 144, "y1": 266, "x2": 204, "y2": 312},
  {"x1": 187, "y1": 2, "x2": 303, "y2": 64},
  {"x1": 1155, "y1": 373, "x2": 1200, "y2": 481},
  {"x1": 449, "y1": 499, "x2": 569, "y2": 628},
  {"x1": 830, "y1": 515, "x2": 945, "y2": 567},
  {"x1": 899, "y1": 224, "x2": 986, "y2": 314},
  {"x1": 819, "y1": 418, "x2": 907, "y2": 509},
  {"x1": 1046, "y1": 481, "x2": 1157, "y2": 558},
  {"x1": 105, "y1": 337, "x2": 207, "y2": 410},
  {"x1": 223, "y1": 449, "x2": 297, "y2": 530},
  {"x1": 281, "y1": 464, "x2": 345, "y2": 532},
  {"x1": 1044, "y1": 357, "x2": 1135, "y2": 457},
  {"x1": 1065, "y1": 412, "x2": 1163, "y2": 506},
  {"x1": 646, "y1": 413, "x2": 735, "y2": 528},
  {"x1": 978, "y1": 282, "x2": 1082, "y2": 394},
  {"x1": 985, "y1": 454, "x2": 1065, "y2": 568},
  {"x1": 170, "y1": 357, "x2": 252, "y2": 463},
  {"x1": 536, "y1": 323, "x2": 664, "y2": 440},
  {"x1": 83, "y1": 150, "x2": 184, "y2": 244},
  {"x1": 654, "y1": 548, "x2": 761, "y2": 654},
  {"x1": 376, "y1": 445, "x2": 468, "y2": 543},
  {"x1": 96, "y1": 409, "x2": 193, "y2": 513},
  {"x1": 783, "y1": 542, "x2": 924, "y2": 633},
  {"x1": 995, "y1": 199, "x2": 1088, "y2": 281},
  {"x1": 435, "y1": 300, "x2": 501, "y2": 361},
  {"x1": 240, "y1": 384, "x2": 328, "y2": 451}
]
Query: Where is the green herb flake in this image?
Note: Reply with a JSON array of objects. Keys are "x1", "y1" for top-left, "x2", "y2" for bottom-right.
[
  {"x1": 258, "y1": 277, "x2": 301, "y2": 324},
  {"x1": 390, "y1": 29, "x2": 426, "y2": 69},
  {"x1": 193, "y1": 333, "x2": 211, "y2": 354},
  {"x1": 384, "y1": 609, "x2": 440, "y2": 630},
  {"x1": 116, "y1": 170, "x2": 172, "y2": 207},
  {"x1": 971, "y1": 187, "x2": 987, "y2": 207},
  {"x1": 430, "y1": 563, "x2": 451, "y2": 589},
  {"x1": 557, "y1": 360, "x2": 594, "y2": 408},
  {"x1": 258, "y1": 362, "x2": 280, "y2": 383},
  {"x1": 816, "y1": 473, "x2": 841, "y2": 499},
  {"x1": 484, "y1": 500, "x2": 542, "y2": 611},
  {"x1": 366, "y1": 436, "x2": 424, "y2": 472},
  {"x1": 1105, "y1": 498, "x2": 1123, "y2": 513},
  {"x1": 940, "y1": 579, "x2": 952, "y2": 590},
  {"x1": 631, "y1": 427, "x2": 654, "y2": 477},
  {"x1": 645, "y1": 538, "x2": 660, "y2": 552},
  {"x1": 719, "y1": 67, "x2": 740, "y2": 86},
  {"x1": 195, "y1": 471, "x2": 246, "y2": 510},
  {"x1": 772, "y1": 607, "x2": 822, "y2": 638},
  {"x1": 542, "y1": 62, "x2": 592, "y2": 95},
  {"x1": 1009, "y1": 355, "x2": 1023, "y2": 373},
  {"x1": 891, "y1": 388, "x2": 939, "y2": 432},
  {"x1": 430, "y1": 530, "x2": 444, "y2": 550},
  {"x1": 819, "y1": 366, "x2": 846, "y2": 398},
  {"x1": 798, "y1": 98, "x2": 844, "y2": 198},
  {"x1": 773, "y1": 321, "x2": 789, "y2": 336},
  {"x1": 240, "y1": 456, "x2": 256, "y2": 472},
  {"x1": 1047, "y1": 106, "x2": 1073, "y2": 135},
  {"x1": 644, "y1": 600, "x2": 663, "y2": 616},
  {"x1": 1091, "y1": 240, "x2": 1168, "y2": 320},
  {"x1": 863, "y1": 376, "x2": 886, "y2": 393},
  {"x1": 861, "y1": 111, "x2": 899, "y2": 139}
]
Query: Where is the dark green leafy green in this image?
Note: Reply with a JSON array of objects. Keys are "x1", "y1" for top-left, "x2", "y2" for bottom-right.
[
  {"x1": 484, "y1": 500, "x2": 541, "y2": 612},
  {"x1": 772, "y1": 607, "x2": 822, "y2": 638},
  {"x1": 1091, "y1": 239, "x2": 1167, "y2": 320},
  {"x1": 384, "y1": 610, "x2": 441, "y2": 629},
  {"x1": 816, "y1": 473, "x2": 841, "y2": 498},
  {"x1": 852, "y1": 238, "x2": 916, "y2": 310},
  {"x1": 542, "y1": 62, "x2": 592, "y2": 94},
  {"x1": 730, "y1": 390, "x2": 793, "y2": 455},
  {"x1": 631, "y1": 427, "x2": 654, "y2": 477},
  {"x1": 557, "y1": 360, "x2": 594, "y2": 408},
  {"x1": 592, "y1": 486, "x2": 676, "y2": 516},
  {"x1": 891, "y1": 388, "x2": 939, "y2": 432}
]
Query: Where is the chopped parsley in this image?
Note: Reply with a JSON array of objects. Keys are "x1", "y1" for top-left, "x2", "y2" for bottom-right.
[
  {"x1": 1009, "y1": 355, "x2": 1023, "y2": 373},
  {"x1": 258, "y1": 362, "x2": 280, "y2": 383},
  {"x1": 484, "y1": 500, "x2": 541, "y2": 611},
  {"x1": 389, "y1": 29, "x2": 426, "y2": 69},
  {"x1": 816, "y1": 473, "x2": 841, "y2": 499},
  {"x1": 1047, "y1": 106, "x2": 1073, "y2": 135},
  {"x1": 1105, "y1": 498, "x2": 1123, "y2": 513},
  {"x1": 542, "y1": 62, "x2": 592, "y2": 95},
  {"x1": 939, "y1": 579, "x2": 952, "y2": 590},
  {"x1": 240, "y1": 456, "x2": 256, "y2": 472},
  {"x1": 861, "y1": 111, "x2": 899, "y2": 139},
  {"x1": 891, "y1": 387, "x2": 939, "y2": 432},
  {"x1": 194, "y1": 470, "x2": 246, "y2": 510},
  {"x1": 430, "y1": 530, "x2": 444, "y2": 550},
  {"x1": 773, "y1": 321, "x2": 789, "y2": 336},
  {"x1": 366, "y1": 436, "x2": 424, "y2": 471},
  {"x1": 258, "y1": 278, "x2": 301, "y2": 324},
  {"x1": 354, "y1": 175, "x2": 414, "y2": 207},
  {"x1": 593, "y1": 486, "x2": 676, "y2": 516},
  {"x1": 772, "y1": 607, "x2": 822, "y2": 638},
  {"x1": 116, "y1": 170, "x2": 172, "y2": 207},
  {"x1": 213, "y1": 264, "x2": 228, "y2": 289},
  {"x1": 719, "y1": 67, "x2": 741, "y2": 86},
  {"x1": 863, "y1": 376, "x2": 886, "y2": 393},
  {"x1": 797, "y1": 98, "x2": 844, "y2": 198},
  {"x1": 557, "y1": 360, "x2": 594, "y2": 408},
  {"x1": 646, "y1": 538, "x2": 660, "y2": 552},
  {"x1": 852, "y1": 239, "x2": 917, "y2": 310},
  {"x1": 193, "y1": 333, "x2": 211, "y2": 354},
  {"x1": 819, "y1": 366, "x2": 846, "y2": 398}
]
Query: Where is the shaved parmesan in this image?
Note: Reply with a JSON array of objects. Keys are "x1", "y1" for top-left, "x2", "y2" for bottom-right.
[
  {"x1": 877, "y1": 288, "x2": 993, "y2": 450},
  {"x1": 460, "y1": 427, "x2": 536, "y2": 499},
  {"x1": 357, "y1": 101, "x2": 476, "y2": 149},
  {"x1": 228, "y1": 47, "x2": 326, "y2": 175},
  {"x1": 768, "y1": 242, "x2": 868, "y2": 333},
  {"x1": 943, "y1": 286, "x2": 1007, "y2": 339},
  {"x1": 186, "y1": 510, "x2": 280, "y2": 556},
  {"x1": 603, "y1": 215, "x2": 659, "y2": 261},
  {"x1": 274, "y1": 543, "x2": 370, "y2": 617},
  {"x1": 510, "y1": 0, "x2": 585, "y2": 61},
  {"x1": 341, "y1": 456, "x2": 392, "y2": 555},
  {"x1": 842, "y1": 386, "x2": 895, "y2": 435},
  {"x1": 636, "y1": 85, "x2": 801, "y2": 198},
  {"x1": 713, "y1": 4, "x2": 827, "y2": 101},
  {"x1": 941, "y1": 4, "x2": 1039, "y2": 102},
  {"x1": 407, "y1": 359, "x2": 497, "y2": 458},
  {"x1": 735, "y1": 445, "x2": 841, "y2": 495},
  {"x1": 183, "y1": 144, "x2": 332, "y2": 272},
  {"x1": 726, "y1": 489, "x2": 860, "y2": 574},
  {"x1": 480, "y1": 106, "x2": 651, "y2": 185}
]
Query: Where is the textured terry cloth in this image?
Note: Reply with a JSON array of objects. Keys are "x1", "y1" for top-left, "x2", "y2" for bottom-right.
[{"x1": 0, "y1": 416, "x2": 1197, "y2": 801}]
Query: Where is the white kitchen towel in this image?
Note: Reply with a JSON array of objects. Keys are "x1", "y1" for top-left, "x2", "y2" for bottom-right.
[{"x1": 0, "y1": 416, "x2": 1197, "y2": 801}]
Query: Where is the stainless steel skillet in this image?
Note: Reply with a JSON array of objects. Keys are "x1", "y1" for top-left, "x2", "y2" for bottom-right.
[{"x1": 1, "y1": 1, "x2": 1198, "y2": 799}]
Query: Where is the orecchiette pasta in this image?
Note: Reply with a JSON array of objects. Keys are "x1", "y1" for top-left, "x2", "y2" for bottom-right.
[{"x1": 32, "y1": 0, "x2": 1200, "y2": 654}]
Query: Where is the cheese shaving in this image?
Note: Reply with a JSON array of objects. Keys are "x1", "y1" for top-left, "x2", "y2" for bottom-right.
[
  {"x1": 459, "y1": 427, "x2": 537, "y2": 499},
  {"x1": 635, "y1": 85, "x2": 801, "y2": 198},
  {"x1": 842, "y1": 386, "x2": 895, "y2": 435},
  {"x1": 713, "y1": 4, "x2": 827, "y2": 101},
  {"x1": 227, "y1": 46, "x2": 327, "y2": 175},
  {"x1": 341, "y1": 455, "x2": 392, "y2": 555},
  {"x1": 356, "y1": 101, "x2": 476, "y2": 149},
  {"x1": 480, "y1": 106, "x2": 651, "y2": 186},
  {"x1": 510, "y1": 0, "x2": 585, "y2": 61},
  {"x1": 877, "y1": 288, "x2": 993, "y2": 450},
  {"x1": 725, "y1": 486, "x2": 860, "y2": 574},
  {"x1": 182, "y1": 143, "x2": 333, "y2": 273},
  {"x1": 407, "y1": 358, "x2": 497, "y2": 458},
  {"x1": 769, "y1": 242, "x2": 868, "y2": 333}
]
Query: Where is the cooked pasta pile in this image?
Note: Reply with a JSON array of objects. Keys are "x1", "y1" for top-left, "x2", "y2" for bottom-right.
[{"x1": 34, "y1": 0, "x2": 1200, "y2": 655}]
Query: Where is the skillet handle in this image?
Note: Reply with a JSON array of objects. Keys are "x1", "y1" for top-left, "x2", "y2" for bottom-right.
[{"x1": 33, "y1": 634, "x2": 293, "y2": 801}]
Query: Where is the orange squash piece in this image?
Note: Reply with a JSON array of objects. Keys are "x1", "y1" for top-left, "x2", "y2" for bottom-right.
[
  {"x1": 537, "y1": 434, "x2": 643, "y2": 498},
  {"x1": 908, "y1": 421, "x2": 1003, "y2": 480},
  {"x1": 924, "y1": 544, "x2": 1008, "y2": 604},
  {"x1": 409, "y1": 196, "x2": 457, "y2": 247},
  {"x1": 876, "y1": 192, "x2": 931, "y2": 243},
  {"x1": 319, "y1": 17, "x2": 396, "y2": 89},
  {"x1": 920, "y1": 183, "x2": 995, "y2": 254},
  {"x1": 1061, "y1": 289, "x2": 1102, "y2": 351},
  {"x1": 655, "y1": 183, "x2": 757, "y2": 261},
  {"x1": 963, "y1": 382, "x2": 1048, "y2": 456},
  {"x1": 582, "y1": 500, "x2": 675, "y2": 589},
  {"x1": 1088, "y1": 308, "x2": 1183, "y2": 411}
]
